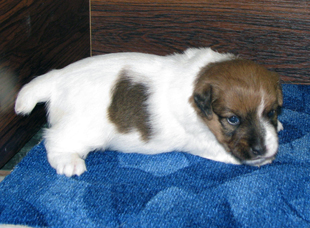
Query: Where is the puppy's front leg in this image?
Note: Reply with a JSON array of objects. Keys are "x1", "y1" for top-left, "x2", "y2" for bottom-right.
[{"x1": 277, "y1": 120, "x2": 284, "y2": 132}]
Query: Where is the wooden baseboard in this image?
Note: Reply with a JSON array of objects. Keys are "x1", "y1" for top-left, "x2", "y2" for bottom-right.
[
  {"x1": 0, "y1": 0, "x2": 90, "y2": 168},
  {"x1": 91, "y1": 0, "x2": 310, "y2": 84},
  {"x1": 0, "y1": 170, "x2": 12, "y2": 176}
]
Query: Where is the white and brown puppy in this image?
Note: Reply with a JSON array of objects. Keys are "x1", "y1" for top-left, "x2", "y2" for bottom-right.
[{"x1": 15, "y1": 48, "x2": 283, "y2": 177}]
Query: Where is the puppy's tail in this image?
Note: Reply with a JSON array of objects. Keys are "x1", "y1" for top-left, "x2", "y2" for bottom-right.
[{"x1": 15, "y1": 70, "x2": 57, "y2": 115}]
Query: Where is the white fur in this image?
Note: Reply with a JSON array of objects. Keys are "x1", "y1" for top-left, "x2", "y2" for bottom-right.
[
  {"x1": 15, "y1": 48, "x2": 278, "y2": 177},
  {"x1": 259, "y1": 96, "x2": 279, "y2": 159}
]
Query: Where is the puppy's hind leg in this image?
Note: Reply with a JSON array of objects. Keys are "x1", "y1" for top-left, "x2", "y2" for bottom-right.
[
  {"x1": 44, "y1": 128, "x2": 89, "y2": 177},
  {"x1": 47, "y1": 151, "x2": 87, "y2": 177}
]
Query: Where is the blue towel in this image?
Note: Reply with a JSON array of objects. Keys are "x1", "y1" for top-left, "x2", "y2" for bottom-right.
[{"x1": 0, "y1": 84, "x2": 310, "y2": 227}]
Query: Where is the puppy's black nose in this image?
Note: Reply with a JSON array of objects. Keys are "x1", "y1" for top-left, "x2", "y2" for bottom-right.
[{"x1": 251, "y1": 144, "x2": 266, "y2": 156}]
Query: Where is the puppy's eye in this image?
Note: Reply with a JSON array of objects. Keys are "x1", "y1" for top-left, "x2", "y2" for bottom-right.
[
  {"x1": 267, "y1": 110, "x2": 276, "y2": 118},
  {"x1": 227, "y1": 115, "x2": 240, "y2": 126}
]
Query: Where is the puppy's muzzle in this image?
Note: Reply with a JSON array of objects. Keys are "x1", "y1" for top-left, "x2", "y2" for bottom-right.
[{"x1": 243, "y1": 139, "x2": 276, "y2": 166}]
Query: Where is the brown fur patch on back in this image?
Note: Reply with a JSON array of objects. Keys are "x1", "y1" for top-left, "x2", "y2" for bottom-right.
[{"x1": 108, "y1": 70, "x2": 152, "y2": 141}]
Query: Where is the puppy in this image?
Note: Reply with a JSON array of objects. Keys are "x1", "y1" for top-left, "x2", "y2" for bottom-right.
[{"x1": 15, "y1": 48, "x2": 283, "y2": 177}]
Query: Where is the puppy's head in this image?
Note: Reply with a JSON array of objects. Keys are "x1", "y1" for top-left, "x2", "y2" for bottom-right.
[{"x1": 190, "y1": 59, "x2": 283, "y2": 166}]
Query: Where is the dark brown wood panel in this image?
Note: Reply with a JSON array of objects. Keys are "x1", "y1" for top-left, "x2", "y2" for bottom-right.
[
  {"x1": 0, "y1": 0, "x2": 90, "y2": 168},
  {"x1": 91, "y1": 0, "x2": 310, "y2": 84}
]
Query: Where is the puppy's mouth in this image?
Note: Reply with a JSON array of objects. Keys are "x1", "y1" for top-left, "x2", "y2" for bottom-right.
[
  {"x1": 227, "y1": 145, "x2": 277, "y2": 167},
  {"x1": 241, "y1": 155, "x2": 276, "y2": 167}
]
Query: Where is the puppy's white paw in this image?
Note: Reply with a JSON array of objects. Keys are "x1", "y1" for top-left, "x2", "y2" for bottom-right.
[
  {"x1": 48, "y1": 152, "x2": 87, "y2": 177},
  {"x1": 277, "y1": 120, "x2": 284, "y2": 132}
]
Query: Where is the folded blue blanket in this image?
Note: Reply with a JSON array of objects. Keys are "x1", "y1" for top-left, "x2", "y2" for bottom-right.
[{"x1": 0, "y1": 84, "x2": 310, "y2": 227}]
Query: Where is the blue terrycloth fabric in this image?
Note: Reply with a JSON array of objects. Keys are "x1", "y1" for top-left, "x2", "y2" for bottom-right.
[{"x1": 0, "y1": 84, "x2": 310, "y2": 227}]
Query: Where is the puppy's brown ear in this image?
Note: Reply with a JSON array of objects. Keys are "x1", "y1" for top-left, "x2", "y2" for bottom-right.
[{"x1": 193, "y1": 84, "x2": 213, "y2": 120}]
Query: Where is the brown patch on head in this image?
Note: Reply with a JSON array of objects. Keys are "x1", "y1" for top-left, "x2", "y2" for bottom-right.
[
  {"x1": 190, "y1": 59, "x2": 283, "y2": 164},
  {"x1": 108, "y1": 70, "x2": 152, "y2": 141}
]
